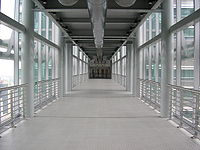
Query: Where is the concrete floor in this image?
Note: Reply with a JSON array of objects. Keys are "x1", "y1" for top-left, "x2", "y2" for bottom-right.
[{"x1": 0, "y1": 79, "x2": 200, "y2": 150}]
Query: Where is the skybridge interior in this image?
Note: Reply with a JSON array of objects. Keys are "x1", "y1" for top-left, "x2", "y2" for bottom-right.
[{"x1": 0, "y1": 0, "x2": 200, "y2": 149}]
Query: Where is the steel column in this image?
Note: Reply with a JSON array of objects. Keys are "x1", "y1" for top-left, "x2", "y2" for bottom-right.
[
  {"x1": 160, "y1": 0, "x2": 173, "y2": 117},
  {"x1": 21, "y1": 0, "x2": 34, "y2": 118},
  {"x1": 58, "y1": 30, "x2": 64, "y2": 97},
  {"x1": 64, "y1": 43, "x2": 73, "y2": 93},
  {"x1": 126, "y1": 44, "x2": 131, "y2": 91},
  {"x1": 130, "y1": 43, "x2": 134, "y2": 94}
]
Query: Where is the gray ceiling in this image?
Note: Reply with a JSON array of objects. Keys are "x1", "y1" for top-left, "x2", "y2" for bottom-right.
[{"x1": 38, "y1": 0, "x2": 158, "y2": 58}]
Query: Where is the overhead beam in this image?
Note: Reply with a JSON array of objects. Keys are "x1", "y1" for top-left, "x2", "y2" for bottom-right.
[
  {"x1": 85, "y1": 49, "x2": 114, "y2": 51},
  {"x1": 77, "y1": 41, "x2": 123, "y2": 44},
  {"x1": 34, "y1": 8, "x2": 162, "y2": 13},
  {"x1": 73, "y1": 38, "x2": 127, "y2": 41},
  {"x1": 85, "y1": 47, "x2": 115, "y2": 49},
  {"x1": 71, "y1": 29, "x2": 127, "y2": 36},
  {"x1": 78, "y1": 43, "x2": 122, "y2": 47},
  {"x1": 60, "y1": 18, "x2": 137, "y2": 24},
  {"x1": 71, "y1": 36, "x2": 128, "y2": 38},
  {"x1": 85, "y1": 51, "x2": 113, "y2": 53}
]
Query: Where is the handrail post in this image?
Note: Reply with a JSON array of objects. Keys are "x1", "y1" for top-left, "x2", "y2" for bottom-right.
[
  {"x1": 193, "y1": 94, "x2": 199, "y2": 138},
  {"x1": 0, "y1": 91, "x2": 1, "y2": 126},
  {"x1": 144, "y1": 81, "x2": 147, "y2": 102},
  {"x1": 179, "y1": 89, "x2": 183, "y2": 128},
  {"x1": 39, "y1": 83, "x2": 42, "y2": 109},
  {"x1": 10, "y1": 90, "x2": 14, "y2": 127},
  {"x1": 54, "y1": 80, "x2": 56, "y2": 98},
  {"x1": 169, "y1": 86, "x2": 173, "y2": 119},
  {"x1": 23, "y1": 86, "x2": 26, "y2": 118},
  {"x1": 154, "y1": 83, "x2": 158, "y2": 110},
  {"x1": 150, "y1": 82, "x2": 152, "y2": 104},
  {"x1": 141, "y1": 80, "x2": 143, "y2": 99}
]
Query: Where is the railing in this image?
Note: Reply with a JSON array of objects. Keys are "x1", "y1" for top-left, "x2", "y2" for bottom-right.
[
  {"x1": 168, "y1": 84, "x2": 200, "y2": 138},
  {"x1": 0, "y1": 84, "x2": 27, "y2": 133},
  {"x1": 112, "y1": 74, "x2": 126, "y2": 88},
  {"x1": 138, "y1": 78, "x2": 200, "y2": 139},
  {"x1": 138, "y1": 79, "x2": 161, "y2": 110},
  {"x1": 34, "y1": 78, "x2": 60, "y2": 111},
  {"x1": 121, "y1": 75, "x2": 126, "y2": 88},
  {"x1": 72, "y1": 75, "x2": 79, "y2": 88},
  {"x1": 72, "y1": 73, "x2": 88, "y2": 88},
  {"x1": 80, "y1": 73, "x2": 88, "y2": 83}
]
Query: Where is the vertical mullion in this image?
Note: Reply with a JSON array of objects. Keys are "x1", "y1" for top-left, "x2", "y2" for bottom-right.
[
  {"x1": 176, "y1": 0, "x2": 181, "y2": 86},
  {"x1": 194, "y1": 0, "x2": 200, "y2": 90},
  {"x1": 155, "y1": 13, "x2": 160, "y2": 82},
  {"x1": 38, "y1": 12, "x2": 42, "y2": 81},
  {"x1": 45, "y1": 17, "x2": 49, "y2": 80},
  {"x1": 14, "y1": 0, "x2": 20, "y2": 85},
  {"x1": 149, "y1": 15, "x2": 152, "y2": 80}
]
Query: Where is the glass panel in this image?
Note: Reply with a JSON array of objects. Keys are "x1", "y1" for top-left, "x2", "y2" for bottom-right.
[
  {"x1": 121, "y1": 46, "x2": 126, "y2": 57},
  {"x1": 41, "y1": 44, "x2": 46, "y2": 80},
  {"x1": 146, "y1": 18, "x2": 150, "y2": 42},
  {"x1": 34, "y1": 40, "x2": 39, "y2": 82},
  {"x1": 180, "y1": 25, "x2": 194, "y2": 88},
  {"x1": 181, "y1": 0, "x2": 194, "y2": 19},
  {"x1": 0, "y1": 0, "x2": 16, "y2": 20},
  {"x1": 73, "y1": 46, "x2": 78, "y2": 57},
  {"x1": 48, "y1": 47, "x2": 52, "y2": 79},
  {"x1": 34, "y1": 12, "x2": 39, "y2": 32},
  {"x1": 139, "y1": 12, "x2": 161, "y2": 46},
  {"x1": 0, "y1": 25, "x2": 15, "y2": 86},
  {"x1": 173, "y1": 33, "x2": 177, "y2": 84},
  {"x1": 117, "y1": 51, "x2": 120, "y2": 60},
  {"x1": 145, "y1": 47, "x2": 149, "y2": 79},
  {"x1": 73, "y1": 57, "x2": 78, "y2": 75},
  {"x1": 117, "y1": 61, "x2": 121, "y2": 75},
  {"x1": 158, "y1": 42, "x2": 162, "y2": 82},
  {"x1": 151, "y1": 44, "x2": 156, "y2": 81},
  {"x1": 79, "y1": 60, "x2": 82, "y2": 74},
  {"x1": 174, "y1": 0, "x2": 194, "y2": 23},
  {"x1": 79, "y1": 51, "x2": 83, "y2": 60}
]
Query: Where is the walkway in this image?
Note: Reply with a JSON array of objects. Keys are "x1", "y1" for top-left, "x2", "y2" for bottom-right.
[{"x1": 0, "y1": 80, "x2": 199, "y2": 150}]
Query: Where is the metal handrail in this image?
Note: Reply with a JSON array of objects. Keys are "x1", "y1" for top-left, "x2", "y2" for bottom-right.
[
  {"x1": 72, "y1": 73, "x2": 88, "y2": 88},
  {"x1": 0, "y1": 84, "x2": 27, "y2": 92},
  {"x1": 138, "y1": 78, "x2": 200, "y2": 139},
  {"x1": 0, "y1": 83, "x2": 27, "y2": 133},
  {"x1": 34, "y1": 78, "x2": 60, "y2": 84},
  {"x1": 34, "y1": 78, "x2": 60, "y2": 111},
  {"x1": 168, "y1": 83, "x2": 200, "y2": 94}
]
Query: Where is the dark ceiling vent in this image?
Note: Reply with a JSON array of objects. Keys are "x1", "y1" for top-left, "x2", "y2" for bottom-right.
[
  {"x1": 114, "y1": 0, "x2": 136, "y2": 7},
  {"x1": 58, "y1": 0, "x2": 79, "y2": 6}
]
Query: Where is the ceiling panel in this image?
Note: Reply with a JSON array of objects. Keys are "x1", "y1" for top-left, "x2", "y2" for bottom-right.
[{"x1": 39, "y1": 0, "x2": 158, "y2": 58}]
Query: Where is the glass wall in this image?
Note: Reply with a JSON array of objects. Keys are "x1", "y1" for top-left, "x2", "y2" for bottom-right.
[
  {"x1": 141, "y1": 41, "x2": 162, "y2": 82},
  {"x1": 0, "y1": 0, "x2": 60, "y2": 86},
  {"x1": 72, "y1": 46, "x2": 89, "y2": 87},
  {"x1": 0, "y1": 0, "x2": 20, "y2": 21},
  {"x1": 0, "y1": 25, "x2": 18, "y2": 87},
  {"x1": 34, "y1": 11, "x2": 59, "y2": 44},
  {"x1": 173, "y1": 0, "x2": 195, "y2": 24},
  {"x1": 139, "y1": 12, "x2": 162, "y2": 46},
  {"x1": 33, "y1": 40, "x2": 57, "y2": 82},
  {"x1": 0, "y1": 0, "x2": 23, "y2": 87},
  {"x1": 112, "y1": 46, "x2": 127, "y2": 87},
  {"x1": 138, "y1": 0, "x2": 199, "y2": 88}
]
